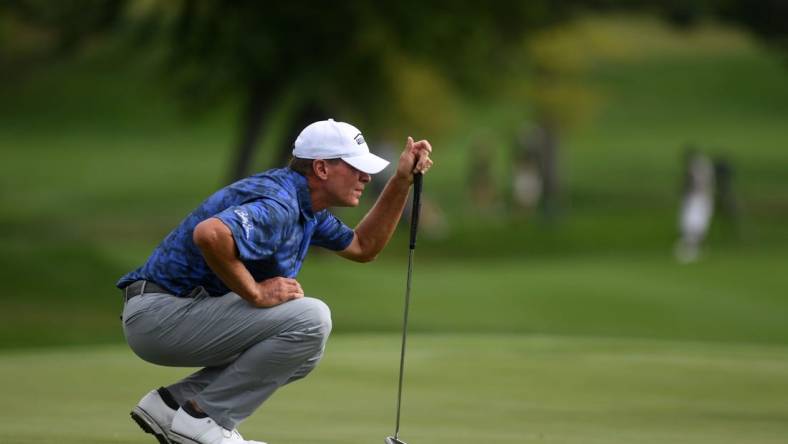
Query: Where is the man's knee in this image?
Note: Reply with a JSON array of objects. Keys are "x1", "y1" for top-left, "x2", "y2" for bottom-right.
[
  {"x1": 283, "y1": 299, "x2": 332, "y2": 384},
  {"x1": 297, "y1": 297, "x2": 332, "y2": 339}
]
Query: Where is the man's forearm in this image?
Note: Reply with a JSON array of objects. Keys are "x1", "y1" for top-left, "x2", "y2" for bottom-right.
[
  {"x1": 193, "y1": 218, "x2": 305, "y2": 307},
  {"x1": 353, "y1": 176, "x2": 411, "y2": 260},
  {"x1": 193, "y1": 218, "x2": 261, "y2": 302}
]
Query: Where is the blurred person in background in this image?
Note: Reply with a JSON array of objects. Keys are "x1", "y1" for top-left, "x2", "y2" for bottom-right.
[
  {"x1": 713, "y1": 155, "x2": 741, "y2": 237},
  {"x1": 511, "y1": 123, "x2": 544, "y2": 214},
  {"x1": 675, "y1": 146, "x2": 715, "y2": 263},
  {"x1": 468, "y1": 134, "x2": 501, "y2": 213}
]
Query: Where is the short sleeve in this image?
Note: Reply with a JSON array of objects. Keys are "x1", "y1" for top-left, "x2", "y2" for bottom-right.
[
  {"x1": 310, "y1": 210, "x2": 355, "y2": 251},
  {"x1": 214, "y1": 200, "x2": 290, "y2": 261}
]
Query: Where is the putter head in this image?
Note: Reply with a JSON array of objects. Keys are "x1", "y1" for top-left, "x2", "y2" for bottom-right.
[{"x1": 385, "y1": 437, "x2": 407, "y2": 444}]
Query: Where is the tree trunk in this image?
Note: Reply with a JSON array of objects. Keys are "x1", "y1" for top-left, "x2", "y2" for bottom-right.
[{"x1": 227, "y1": 80, "x2": 270, "y2": 183}]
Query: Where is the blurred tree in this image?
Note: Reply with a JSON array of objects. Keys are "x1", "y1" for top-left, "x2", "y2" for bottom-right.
[
  {"x1": 2, "y1": 0, "x2": 785, "y2": 183},
  {"x1": 600, "y1": 0, "x2": 788, "y2": 50},
  {"x1": 518, "y1": 22, "x2": 608, "y2": 218},
  {"x1": 0, "y1": 0, "x2": 127, "y2": 76},
  {"x1": 5, "y1": 0, "x2": 565, "y2": 181},
  {"x1": 155, "y1": 0, "x2": 575, "y2": 182}
]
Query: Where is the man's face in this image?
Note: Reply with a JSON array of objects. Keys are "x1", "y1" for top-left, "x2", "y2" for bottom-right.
[{"x1": 323, "y1": 160, "x2": 371, "y2": 207}]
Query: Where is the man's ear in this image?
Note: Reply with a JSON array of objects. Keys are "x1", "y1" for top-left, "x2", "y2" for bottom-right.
[{"x1": 312, "y1": 159, "x2": 329, "y2": 180}]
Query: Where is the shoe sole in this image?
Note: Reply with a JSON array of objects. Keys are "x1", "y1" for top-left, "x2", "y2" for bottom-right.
[
  {"x1": 130, "y1": 406, "x2": 174, "y2": 444},
  {"x1": 169, "y1": 427, "x2": 268, "y2": 444},
  {"x1": 168, "y1": 430, "x2": 201, "y2": 444}
]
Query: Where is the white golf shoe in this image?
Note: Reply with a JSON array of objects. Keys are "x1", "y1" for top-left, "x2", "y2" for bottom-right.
[
  {"x1": 169, "y1": 407, "x2": 266, "y2": 444},
  {"x1": 131, "y1": 389, "x2": 178, "y2": 444}
]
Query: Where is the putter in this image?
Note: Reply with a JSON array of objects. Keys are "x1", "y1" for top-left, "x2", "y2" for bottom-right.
[{"x1": 385, "y1": 172, "x2": 423, "y2": 444}]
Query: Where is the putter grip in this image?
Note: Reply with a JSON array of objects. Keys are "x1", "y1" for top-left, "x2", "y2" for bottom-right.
[{"x1": 409, "y1": 172, "x2": 423, "y2": 250}]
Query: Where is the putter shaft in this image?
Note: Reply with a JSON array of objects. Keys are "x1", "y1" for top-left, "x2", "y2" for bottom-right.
[
  {"x1": 386, "y1": 173, "x2": 422, "y2": 444},
  {"x1": 393, "y1": 248, "x2": 415, "y2": 439},
  {"x1": 391, "y1": 173, "x2": 422, "y2": 440}
]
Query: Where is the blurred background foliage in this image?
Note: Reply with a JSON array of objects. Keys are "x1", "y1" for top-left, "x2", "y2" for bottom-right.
[{"x1": 1, "y1": 0, "x2": 787, "y2": 349}]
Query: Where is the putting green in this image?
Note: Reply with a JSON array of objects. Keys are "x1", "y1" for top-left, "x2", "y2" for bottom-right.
[{"x1": 1, "y1": 334, "x2": 787, "y2": 443}]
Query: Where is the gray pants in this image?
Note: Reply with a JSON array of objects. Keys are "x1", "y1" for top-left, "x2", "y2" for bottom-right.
[{"x1": 122, "y1": 289, "x2": 332, "y2": 430}]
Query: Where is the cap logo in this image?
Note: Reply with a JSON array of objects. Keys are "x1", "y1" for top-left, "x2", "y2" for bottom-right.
[{"x1": 354, "y1": 133, "x2": 365, "y2": 145}]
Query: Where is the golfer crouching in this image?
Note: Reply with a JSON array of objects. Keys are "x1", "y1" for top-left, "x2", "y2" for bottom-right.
[{"x1": 117, "y1": 119, "x2": 433, "y2": 444}]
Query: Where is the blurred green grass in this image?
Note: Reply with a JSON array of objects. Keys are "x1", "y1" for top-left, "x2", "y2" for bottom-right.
[
  {"x1": 569, "y1": 50, "x2": 788, "y2": 201},
  {"x1": 2, "y1": 246, "x2": 787, "y2": 348},
  {"x1": 1, "y1": 22, "x2": 787, "y2": 350},
  {"x1": 1, "y1": 335, "x2": 787, "y2": 444}
]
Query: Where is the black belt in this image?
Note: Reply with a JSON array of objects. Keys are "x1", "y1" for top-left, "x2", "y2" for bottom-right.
[{"x1": 122, "y1": 280, "x2": 170, "y2": 302}]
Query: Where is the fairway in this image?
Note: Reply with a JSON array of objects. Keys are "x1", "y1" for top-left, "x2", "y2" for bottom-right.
[{"x1": 1, "y1": 334, "x2": 787, "y2": 444}]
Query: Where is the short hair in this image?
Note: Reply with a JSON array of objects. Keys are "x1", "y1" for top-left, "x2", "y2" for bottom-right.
[
  {"x1": 288, "y1": 157, "x2": 341, "y2": 176},
  {"x1": 288, "y1": 157, "x2": 314, "y2": 176}
]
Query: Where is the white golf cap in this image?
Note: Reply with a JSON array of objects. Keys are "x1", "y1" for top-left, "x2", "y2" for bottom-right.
[{"x1": 293, "y1": 119, "x2": 390, "y2": 174}]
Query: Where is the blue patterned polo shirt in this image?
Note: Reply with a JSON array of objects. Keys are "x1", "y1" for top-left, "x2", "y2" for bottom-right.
[{"x1": 116, "y1": 168, "x2": 355, "y2": 296}]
